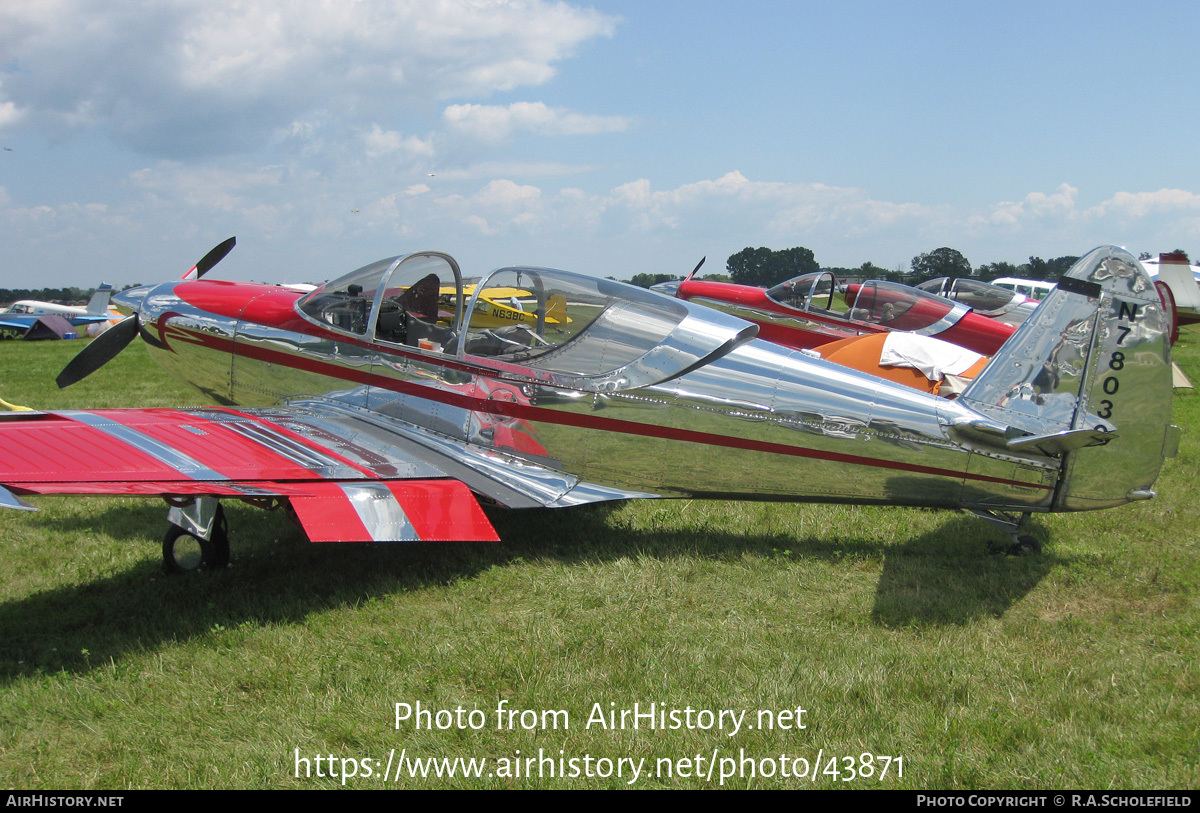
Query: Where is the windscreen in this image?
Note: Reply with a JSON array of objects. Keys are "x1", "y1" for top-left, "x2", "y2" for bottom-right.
[
  {"x1": 297, "y1": 257, "x2": 397, "y2": 335},
  {"x1": 766, "y1": 272, "x2": 837, "y2": 312}
]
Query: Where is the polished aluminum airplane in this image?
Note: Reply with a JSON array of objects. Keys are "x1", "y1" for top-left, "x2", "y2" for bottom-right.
[{"x1": 0, "y1": 241, "x2": 1179, "y2": 571}]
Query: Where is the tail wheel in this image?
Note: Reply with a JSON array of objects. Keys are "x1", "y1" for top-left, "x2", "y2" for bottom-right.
[
  {"x1": 162, "y1": 505, "x2": 230, "y2": 573},
  {"x1": 1007, "y1": 534, "x2": 1043, "y2": 556}
]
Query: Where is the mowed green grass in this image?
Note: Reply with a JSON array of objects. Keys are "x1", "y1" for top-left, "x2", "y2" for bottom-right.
[{"x1": 0, "y1": 331, "x2": 1197, "y2": 789}]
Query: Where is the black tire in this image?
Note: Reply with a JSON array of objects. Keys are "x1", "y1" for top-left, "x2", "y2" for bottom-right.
[{"x1": 162, "y1": 505, "x2": 229, "y2": 573}]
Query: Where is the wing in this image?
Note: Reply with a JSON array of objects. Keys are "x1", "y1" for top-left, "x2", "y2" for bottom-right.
[
  {"x1": 0, "y1": 405, "x2": 500, "y2": 542},
  {"x1": 0, "y1": 317, "x2": 33, "y2": 331}
]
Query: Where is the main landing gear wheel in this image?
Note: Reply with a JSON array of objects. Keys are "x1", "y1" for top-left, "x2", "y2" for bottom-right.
[{"x1": 162, "y1": 506, "x2": 230, "y2": 573}]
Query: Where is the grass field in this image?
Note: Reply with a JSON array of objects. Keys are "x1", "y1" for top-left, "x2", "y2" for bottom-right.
[{"x1": 0, "y1": 329, "x2": 1197, "y2": 789}]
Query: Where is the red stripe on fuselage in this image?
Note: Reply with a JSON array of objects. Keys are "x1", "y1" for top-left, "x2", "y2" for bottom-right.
[{"x1": 156, "y1": 319, "x2": 1051, "y2": 492}]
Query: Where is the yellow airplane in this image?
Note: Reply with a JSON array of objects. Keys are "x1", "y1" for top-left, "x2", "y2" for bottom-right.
[{"x1": 444, "y1": 285, "x2": 571, "y2": 330}]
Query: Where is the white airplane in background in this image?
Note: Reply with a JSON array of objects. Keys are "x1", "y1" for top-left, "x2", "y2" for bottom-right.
[
  {"x1": 0, "y1": 284, "x2": 122, "y2": 336},
  {"x1": 1140, "y1": 252, "x2": 1200, "y2": 327}
]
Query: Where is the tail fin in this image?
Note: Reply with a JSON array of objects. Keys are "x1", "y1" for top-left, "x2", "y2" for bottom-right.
[
  {"x1": 1153, "y1": 251, "x2": 1200, "y2": 314},
  {"x1": 958, "y1": 246, "x2": 1178, "y2": 511},
  {"x1": 85, "y1": 283, "x2": 113, "y2": 315},
  {"x1": 546, "y1": 293, "x2": 569, "y2": 324}
]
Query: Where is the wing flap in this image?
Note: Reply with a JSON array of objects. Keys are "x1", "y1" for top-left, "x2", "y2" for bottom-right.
[{"x1": 289, "y1": 481, "x2": 498, "y2": 542}]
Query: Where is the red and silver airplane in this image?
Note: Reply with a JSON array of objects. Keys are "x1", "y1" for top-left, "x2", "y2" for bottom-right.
[
  {"x1": 0, "y1": 241, "x2": 1179, "y2": 570},
  {"x1": 672, "y1": 266, "x2": 1017, "y2": 355}
]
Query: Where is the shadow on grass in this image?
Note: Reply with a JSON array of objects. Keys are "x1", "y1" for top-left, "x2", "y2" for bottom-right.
[
  {"x1": 0, "y1": 499, "x2": 1053, "y2": 681},
  {"x1": 869, "y1": 513, "x2": 1054, "y2": 627}
]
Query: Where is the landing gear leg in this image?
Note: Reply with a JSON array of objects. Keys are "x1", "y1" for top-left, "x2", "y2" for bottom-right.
[
  {"x1": 162, "y1": 497, "x2": 230, "y2": 573},
  {"x1": 968, "y1": 510, "x2": 1043, "y2": 556}
]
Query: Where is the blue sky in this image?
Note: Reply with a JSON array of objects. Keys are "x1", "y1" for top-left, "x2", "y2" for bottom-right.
[{"x1": 1, "y1": 0, "x2": 1197, "y2": 288}]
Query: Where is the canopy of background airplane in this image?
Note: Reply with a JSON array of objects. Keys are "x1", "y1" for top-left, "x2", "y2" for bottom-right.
[{"x1": 674, "y1": 269, "x2": 1016, "y2": 356}]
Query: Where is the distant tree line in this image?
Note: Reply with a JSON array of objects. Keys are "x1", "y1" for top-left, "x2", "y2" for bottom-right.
[
  {"x1": 716, "y1": 246, "x2": 1087, "y2": 288},
  {"x1": 0, "y1": 283, "x2": 141, "y2": 308},
  {"x1": 624, "y1": 273, "x2": 679, "y2": 289},
  {"x1": 0, "y1": 287, "x2": 93, "y2": 307},
  {"x1": 621, "y1": 244, "x2": 1191, "y2": 290}
]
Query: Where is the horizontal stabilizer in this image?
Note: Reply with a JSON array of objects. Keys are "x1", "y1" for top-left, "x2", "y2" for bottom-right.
[{"x1": 1006, "y1": 428, "x2": 1117, "y2": 456}]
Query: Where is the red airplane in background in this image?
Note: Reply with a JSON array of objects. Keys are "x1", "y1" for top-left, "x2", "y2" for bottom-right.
[{"x1": 672, "y1": 264, "x2": 1016, "y2": 356}]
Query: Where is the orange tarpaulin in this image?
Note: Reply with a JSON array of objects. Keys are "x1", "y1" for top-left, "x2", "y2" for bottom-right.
[{"x1": 816, "y1": 333, "x2": 988, "y2": 395}]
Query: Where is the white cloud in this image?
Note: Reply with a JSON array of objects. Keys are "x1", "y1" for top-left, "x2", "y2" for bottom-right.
[
  {"x1": 362, "y1": 125, "x2": 434, "y2": 159},
  {"x1": 970, "y1": 183, "x2": 1079, "y2": 227},
  {"x1": 444, "y1": 102, "x2": 630, "y2": 141},
  {"x1": 0, "y1": 79, "x2": 22, "y2": 129},
  {"x1": 0, "y1": 0, "x2": 618, "y2": 157},
  {"x1": 434, "y1": 161, "x2": 603, "y2": 181},
  {"x1": 0, "y1": 198, "x2": 125, "y2": 243},
  {"x1": 1087, "y1": 188, "x2": 1200, "y2": 220},
  {"x1": 604, "y1": 171, "x2": 935, "y2": 238},
  {"x1": 475, "y1": 179, "x2": 541, "y2": 207},
  {"x1": 128, "y1": 162, "x2": 284, "y2": 211},
  {"x1": 241, "y1": 203, "x2": 290, "y2": 235}
]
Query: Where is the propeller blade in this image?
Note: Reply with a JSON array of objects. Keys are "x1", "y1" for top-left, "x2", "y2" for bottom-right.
[
  {"x1": 56, "y1": 315, "x2": 140, "y2": 388},
  {"x1": 686, "y1": 256, "x2": 706, "y2": 281},
  {"x1": 182, "y1": 236, "x2": 236, "y2": 280}
]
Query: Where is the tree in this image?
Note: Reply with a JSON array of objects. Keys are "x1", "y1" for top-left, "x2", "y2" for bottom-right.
[
  {"x1": 975, "y1": 261, "x2": 1022, "y2": 282},
  {"x1": 1024, "y1": 255, "x2": 1079, "y2": 282},
  {"x1": 857, "y1": 261, "x2": 900, "y2": 281},
  {"x1": 726, "y1": 247, "x2": 774, "y2": 286},
  {"x1": 625, "y1": 273, "x2": 677, "y2": 289},
  {"x1": 726, "y1": 246, "x2": 818, "y2": 287},
  {"x1": 910, "y1": 248, "x2": 971, "y2": 280}
]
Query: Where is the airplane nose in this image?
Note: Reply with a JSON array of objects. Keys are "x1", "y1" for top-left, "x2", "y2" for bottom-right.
[{"x1": 111, "y1": 284, "x2": 155, "y2": 312}]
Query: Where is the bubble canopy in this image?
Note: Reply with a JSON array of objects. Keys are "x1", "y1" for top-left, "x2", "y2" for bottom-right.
[{"x1": 298, "y1": 254, "x2": 755, "y2": 392}]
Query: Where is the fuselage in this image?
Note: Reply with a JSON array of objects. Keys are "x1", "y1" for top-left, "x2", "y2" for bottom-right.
[{"x1": 124, "y1": 273, "x2": 1060, "y2": 515}]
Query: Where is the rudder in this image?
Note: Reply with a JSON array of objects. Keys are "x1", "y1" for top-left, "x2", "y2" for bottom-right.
[{"x1": 86, "y1": 283, "x2": 113, "y2": 315}]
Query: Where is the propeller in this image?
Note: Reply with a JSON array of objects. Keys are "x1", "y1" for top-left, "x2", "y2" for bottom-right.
[
  {"x1": 182, "y1": 236, "x2": 236, "y2": 280},
  {"x1": 56, "y1": 238, "x2": 236, "y2": 388},
  {"x1": 685, "y1": 256, "x2": 706, "y2": 281}
]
